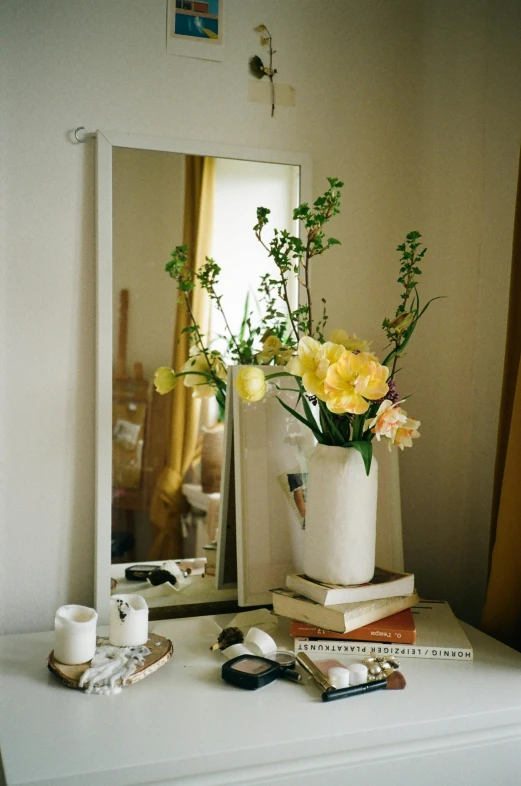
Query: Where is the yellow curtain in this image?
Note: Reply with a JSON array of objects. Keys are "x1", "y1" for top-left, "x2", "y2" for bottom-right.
[
  {"x1": 149, "y1": 156, "x2": 214, "y2": 559},
  {"x1": 481, "y1": 150, "x2": 521, "y2": 649}
]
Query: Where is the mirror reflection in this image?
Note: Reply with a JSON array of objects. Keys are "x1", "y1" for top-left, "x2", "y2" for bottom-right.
[{"x1": 109, "y1": 145, "x2": 300, "y2": 611}]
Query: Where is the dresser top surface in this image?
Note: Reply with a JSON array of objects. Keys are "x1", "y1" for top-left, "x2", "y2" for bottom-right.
[{"x1": 1, "y1": 614, "x2": 521, "y2": 785}]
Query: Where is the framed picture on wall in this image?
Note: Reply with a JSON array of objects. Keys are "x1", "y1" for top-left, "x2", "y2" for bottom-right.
[{"x1": 166, "y1": 0, "x2": 225, "y2": 61}]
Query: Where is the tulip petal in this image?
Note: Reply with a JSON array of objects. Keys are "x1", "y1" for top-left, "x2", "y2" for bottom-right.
[{"x1": 154, "y1": 367, "x2": 177, "y2": 395}]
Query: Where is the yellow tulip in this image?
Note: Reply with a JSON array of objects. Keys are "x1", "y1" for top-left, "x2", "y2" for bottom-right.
[
  {"x1": 274, "y1": 346, "x2": 294, "y2": 365},
  {"x1": 154, "y1": 367, "x2": 177, "y2": 395},
  {"x1": 180, "y1": 352, "x2": 226, "y2": 398},
  {"x1": 324, "y1": 351, "x2": 389, "y2": 414},
  {"x1": 263, "y1": 335, "x2": 283, "y2": 353},
  {"x1": 211, "y1": 355, "x2": 228, "y2": 383},
  {"x1": 255, "y1": 335, "x2": 283, "y2": 364},
  {"x1": 285, "y1": 336, "x2": 344, "y2": 400},
  {"x1": 181, "y1": 352, "x2": 213, "y2": 387},
  {"x1": 191, "y1": 383, "x2": 216, "y2": 398},
  {"x1": 234, "y1": 366, "x2": 266, "y2": 402},
  {"x1": 329, "y1": 329, "x2": 371, "y2": 353}
]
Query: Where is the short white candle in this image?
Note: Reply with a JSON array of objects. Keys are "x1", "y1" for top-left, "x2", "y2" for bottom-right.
[
  {"x1": 54, "y1": 605, "x2": 98, "y2": 665},
  {"x1": 109, "y1": 594, "x2": 149, "y2": 647}
]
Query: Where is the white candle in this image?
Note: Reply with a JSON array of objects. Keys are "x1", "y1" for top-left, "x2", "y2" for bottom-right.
[
  {"x1": 54, "y1": 605, "x2": 98, "y2": 665},
  {"x1": 109, "y1": 594, "x2": 149, "y2": 647}
]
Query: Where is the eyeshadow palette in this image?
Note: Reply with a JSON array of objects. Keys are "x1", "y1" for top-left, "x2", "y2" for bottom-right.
[{"x1": 222, "y1": 655, "x2": 283, "y2": 690}]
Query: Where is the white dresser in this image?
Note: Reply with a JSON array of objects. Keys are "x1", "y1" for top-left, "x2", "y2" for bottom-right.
[{"x1": 1, "y1": 614, "x2": 521, "y2": 785}]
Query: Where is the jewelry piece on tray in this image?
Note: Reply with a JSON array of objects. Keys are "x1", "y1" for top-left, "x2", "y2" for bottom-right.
[{"x1": 361, "y1": 651, "x2": 400, "y2": 681}]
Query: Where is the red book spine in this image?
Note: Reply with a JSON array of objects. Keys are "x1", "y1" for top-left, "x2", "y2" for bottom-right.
[{"x1": 289, "y1": 609, "x2": 416, "y2": 644}]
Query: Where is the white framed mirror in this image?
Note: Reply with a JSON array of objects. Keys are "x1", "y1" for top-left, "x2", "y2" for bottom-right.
[{"x1": 94, "y1": 130, "x2": 312, "y2": 624}]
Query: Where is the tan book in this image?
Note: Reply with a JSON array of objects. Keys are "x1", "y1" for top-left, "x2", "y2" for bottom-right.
[
  {"x1": 286, "y1": 567, "x2": 415, "y2": 606},
  {"x1": 270, "y1": 587, "x2": 419, "y2": 634}
]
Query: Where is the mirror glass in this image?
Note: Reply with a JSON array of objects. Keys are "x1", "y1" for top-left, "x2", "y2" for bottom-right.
[{"x1": 95, "y1": 132, "x2": 311, "y2": 622}]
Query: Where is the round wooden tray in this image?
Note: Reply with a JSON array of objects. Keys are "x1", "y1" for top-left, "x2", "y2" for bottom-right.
[{"x1": 48, "y1": 634, "x2": 173, "y2": 691}]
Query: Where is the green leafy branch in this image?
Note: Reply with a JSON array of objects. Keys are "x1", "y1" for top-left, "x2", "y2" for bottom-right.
[
  {"x1": 165, "y1": 246, "x2": 228, "y2": 404},
  {"x1": 381, "y1": 231, "x2": 444, "y2": 376},
  {"x1": 254, "y1": 176, "x2": 343, "y2": 340}
]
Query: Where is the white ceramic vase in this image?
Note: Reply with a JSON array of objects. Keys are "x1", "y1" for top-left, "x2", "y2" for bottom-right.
[{"x1": 303, "y1": 444, "x2": 378, "y2": 586}]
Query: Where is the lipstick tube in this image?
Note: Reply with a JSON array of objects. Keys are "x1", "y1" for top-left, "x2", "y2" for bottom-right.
[{"x1": 296, "y1": 652, "x2": 334, "y2": 693}]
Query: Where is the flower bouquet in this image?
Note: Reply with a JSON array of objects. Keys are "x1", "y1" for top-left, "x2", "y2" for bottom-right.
[
  {"x1": 155, "y1": 177, "x2": 440, "y2": 585},
  {"x1": 156, "y1": 178, "x2": 438, "y2": 474},
  {"x1": 154, "y1": 178, "x2": 345, "y2": 412}
]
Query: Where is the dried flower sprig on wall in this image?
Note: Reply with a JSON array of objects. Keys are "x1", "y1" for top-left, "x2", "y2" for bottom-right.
[{"x1": 249, "y1": 24, "x2": 277, "y2": 117}]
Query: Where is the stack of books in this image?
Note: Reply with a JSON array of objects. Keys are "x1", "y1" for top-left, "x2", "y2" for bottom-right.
[{"x1": 270, "y1": 568, "x2": 473, "y2": 661}]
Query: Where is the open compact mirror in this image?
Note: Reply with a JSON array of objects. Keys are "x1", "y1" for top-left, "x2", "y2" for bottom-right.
[{"x1": 94, "y1": 130, "x2": 312, "y2": 624}]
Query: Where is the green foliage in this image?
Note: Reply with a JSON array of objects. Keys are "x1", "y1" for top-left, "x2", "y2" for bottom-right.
[
  {"x1": 382, "y1": 231, "x2": 443, "y2": 373},
  {"x1": 165, "y1": 177, "x2": 345, "y2": 374},
  {"x1": 165, "y1": 179, "x2": 444, "y2": 475},
  {"x1": 254, "y1": 176, "x2": 344, "y2": 338}
]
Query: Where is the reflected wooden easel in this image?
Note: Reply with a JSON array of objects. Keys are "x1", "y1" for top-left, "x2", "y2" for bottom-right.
[{"x1": 111, "y1": 289, "x2": 170, "y2": 562}]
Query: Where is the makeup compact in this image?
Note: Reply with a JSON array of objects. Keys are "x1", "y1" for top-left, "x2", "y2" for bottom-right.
[
  {"x1": 124, "y1": 565, "x2": 159, "y2": 581},
  {"x1": 222, "y1": 654, "x2": 302, "y2": 690}
]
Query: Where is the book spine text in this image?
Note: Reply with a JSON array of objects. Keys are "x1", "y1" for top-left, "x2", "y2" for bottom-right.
[
  {"x1": 294, "y1": 639, "x2": 473, "y2": 661},
  {"x1": 289, "y1": 623, "x2": 414, "y2": 644}
]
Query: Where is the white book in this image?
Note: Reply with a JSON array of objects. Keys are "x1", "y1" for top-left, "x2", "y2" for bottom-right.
[
  {"x1": 294, "y1": 600, "x2": 473, "y2": 661},
  {"x1": 286, "y1": 567, "x2": 415, "y2": 606}
]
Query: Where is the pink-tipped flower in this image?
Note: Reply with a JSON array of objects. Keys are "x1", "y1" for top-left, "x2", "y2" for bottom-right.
[
  {"x1": 365, "y1": 400, "x2": 407, "y2": 441},
  {"x1": 392, "y1": 416, "x2": 421, "y2": 450}
]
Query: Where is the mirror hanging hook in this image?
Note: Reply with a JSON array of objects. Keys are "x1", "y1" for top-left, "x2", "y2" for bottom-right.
[{"x1": 74, "y1": 126, "x2": 96, "y2": 144}]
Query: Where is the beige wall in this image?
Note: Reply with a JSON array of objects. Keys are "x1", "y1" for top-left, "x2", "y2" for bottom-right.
[
  {"x1": 1, "y1": 0, "x2": 520, "y2": 633},
  {"x1": 112, "y1": 148, "x2": 184, "y2": 379}
]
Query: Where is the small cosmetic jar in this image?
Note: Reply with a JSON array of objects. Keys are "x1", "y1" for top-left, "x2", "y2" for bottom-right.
[
  {"x1": 348, "y1": 662, "x2": 369, "y2": 685},
  {"x1": 54, "y1": 605, "x2": 98, "y2": 665},
  {"x1": 328, "y1": 666, "x2": 351, "y2": 689},
  {"x1": 244, "y1": 627, "x2": 277, "y2": 657},
  {"x1": 109, "y1": 594, "x2": 149, "y2": 647}
]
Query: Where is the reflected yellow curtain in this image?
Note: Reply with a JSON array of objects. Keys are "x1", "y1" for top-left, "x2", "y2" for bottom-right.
[
  {"x1": 149, "y1": 156, "x2": 214, "y2": 559},
  {"x1": 481, "y1": 149, "x2": 521, "y2": 649}
]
